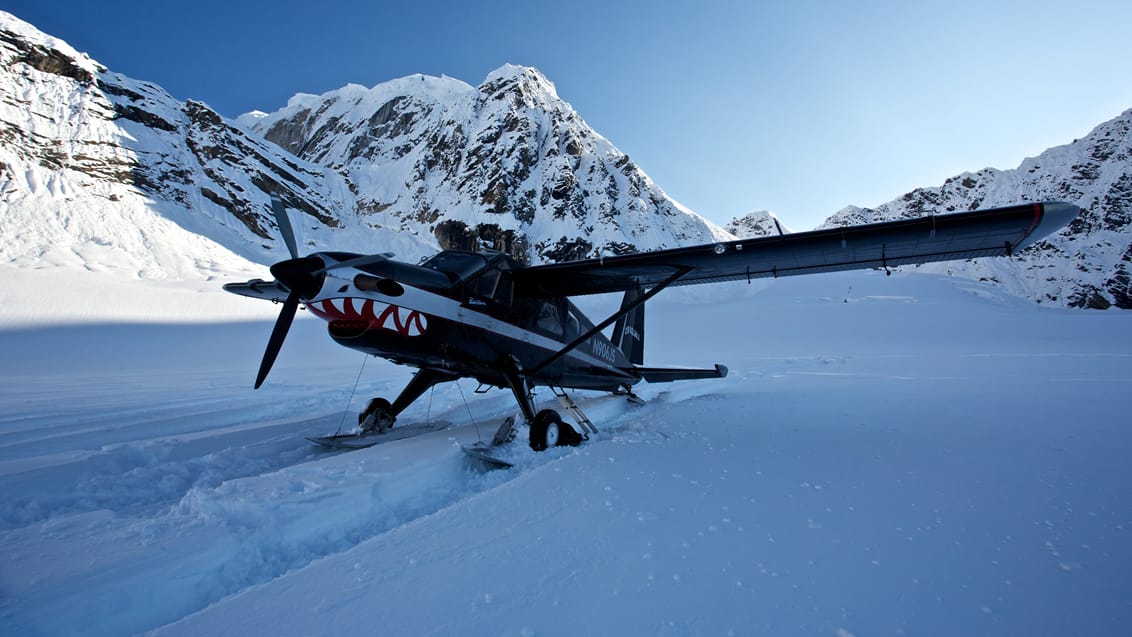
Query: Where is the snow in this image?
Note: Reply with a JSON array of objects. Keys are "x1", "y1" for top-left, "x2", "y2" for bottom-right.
[
  {"x1": 0, "y1": 265, "x2": 275, "y2": 326},
  {"x1": 1, "y1": 268, "x2": 1130, "y2": 636}
]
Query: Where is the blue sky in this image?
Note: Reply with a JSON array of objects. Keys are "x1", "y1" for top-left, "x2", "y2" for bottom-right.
[{"x1": 6, "y1": 0, "x2": 1132, "y2": 229}]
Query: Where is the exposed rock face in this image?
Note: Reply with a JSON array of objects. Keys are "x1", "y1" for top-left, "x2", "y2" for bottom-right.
[{"x1": 816, "y1": 109, "x2": 1132, "y2": 308}]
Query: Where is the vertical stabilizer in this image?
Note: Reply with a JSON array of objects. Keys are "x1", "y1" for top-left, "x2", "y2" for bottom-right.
[{"x1": 611, "y1": 287, "x2": 645, "y2": 365}]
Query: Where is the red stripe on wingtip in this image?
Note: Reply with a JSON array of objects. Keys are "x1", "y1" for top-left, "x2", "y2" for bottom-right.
[{"x1": 1013, "y1": 203, "x2": 1044, "y2": 251}]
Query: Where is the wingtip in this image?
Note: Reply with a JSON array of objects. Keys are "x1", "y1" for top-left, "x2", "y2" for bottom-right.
[
  {"x1": 1041, "y1": 201, "x2": 1081, "y2": 229},
  {"x1": 1016, "y1": 201, "x2": 1080, "y2": 251}
]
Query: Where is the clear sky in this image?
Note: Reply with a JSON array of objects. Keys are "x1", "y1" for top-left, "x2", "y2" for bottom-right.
[{"x1": 6, "y1": 0, "x2": 1131, "y2": 229}]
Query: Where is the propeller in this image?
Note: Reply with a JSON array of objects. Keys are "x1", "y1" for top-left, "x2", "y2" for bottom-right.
[
  {"x1": 256, "y1": 289, "x2": 299, "y2": 389},
  {"x1": 254, "y1": 198, "x2": 324, "y2": 388},
  {"x1": 272, "y1": 198, "x2": 299, "y2": 259},
  {"x1": 253, "y1": 197, "x2": 395, "y2": 388}
]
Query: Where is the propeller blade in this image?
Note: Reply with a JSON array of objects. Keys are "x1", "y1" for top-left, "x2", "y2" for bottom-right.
[
  {"x1": 271, "y1": 198, "x2": 299, "y2": 259},
  {"x1": 255, "y1": 290, "x2": 300, "y2": 389}
]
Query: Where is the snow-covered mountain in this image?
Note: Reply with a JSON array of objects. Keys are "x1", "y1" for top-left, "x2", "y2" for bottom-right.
[
  {"x1": 236, "y1": 64, "x2": 730, "y2": 263},
  {"x1": 0, "y1": 12, "x2": 403, "y2": 281},
  {"x1": 814, "y1": 110, "x2": 1132, "y2": 309},
  {"x1": 0, "y1": 12, "x2": 727, "y2": 285},
  {"x1": 724, "y1": 209, "x2": 791, "y2": 238}
]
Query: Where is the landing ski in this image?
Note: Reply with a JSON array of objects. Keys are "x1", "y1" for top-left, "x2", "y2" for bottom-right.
[
  {"x1": 461, "y1": 442, "x2": 515, "y2": 468},
  {"x1": 461, "y1": 416, "x2": 517, "y2": 468},
  {"x1": 307, "y1": 419, "x2": 451, "y2": 450}
]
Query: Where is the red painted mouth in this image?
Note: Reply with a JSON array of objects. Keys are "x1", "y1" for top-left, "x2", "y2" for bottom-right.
[{"x1": 308, "y1": 298, "x2": 428, "y2": 337}]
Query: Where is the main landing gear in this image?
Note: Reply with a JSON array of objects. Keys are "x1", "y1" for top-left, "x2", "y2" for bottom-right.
[
  {"x1": 348, "y1": 359, "x2": 605, "y2": 455},
  {"x1": 500, "y1": 357, "x2": 597, "y2": 451},
  {"x1": 463, "y1": 396, "x2": 591, "y2": 469}
]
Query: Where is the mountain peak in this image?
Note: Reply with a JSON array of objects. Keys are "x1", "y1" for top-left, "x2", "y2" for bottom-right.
[
  {"x1": 238, "y1": 62, "x2": 728, "y2": 264},
  {"x1": 725, "y1": 210, "x2": 791, "y2": 238},
  {"x1": 479, "y1": 64, "x2": 560, "y2": 101}
]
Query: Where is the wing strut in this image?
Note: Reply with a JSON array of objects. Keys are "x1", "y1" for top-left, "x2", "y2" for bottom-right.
[{"x1": 528, "y1": 266, "x2": 691, "y2": 375}]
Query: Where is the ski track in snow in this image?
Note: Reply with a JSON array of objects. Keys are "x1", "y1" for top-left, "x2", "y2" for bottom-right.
[
  {"x1": 1, "y1": 271, "x2": 1131, "y2": 636},
  {"x1": 0, "y1": 364, "x2": 524, "y2": 635}
]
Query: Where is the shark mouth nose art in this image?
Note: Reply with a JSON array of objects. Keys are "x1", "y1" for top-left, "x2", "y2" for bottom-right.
[{"x1": 309, "y1": 298, "x2": 428, "y2": 337}]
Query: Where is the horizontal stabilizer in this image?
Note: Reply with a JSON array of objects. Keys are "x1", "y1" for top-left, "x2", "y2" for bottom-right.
[{"x1": 635, "y1": 364, "x2": 728, "y2": 383}]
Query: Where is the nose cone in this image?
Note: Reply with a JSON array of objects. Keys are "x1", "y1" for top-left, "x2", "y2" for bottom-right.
[{"x1": 270, "y1": 256, "x2": 325, "y2": 299}]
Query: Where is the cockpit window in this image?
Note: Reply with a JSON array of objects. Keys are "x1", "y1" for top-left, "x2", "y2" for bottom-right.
[
  {"x1": 421, "y1": 252, "x2": 491, "y2": 282},
  {"x1": 421, "y1": 250, "x2": 524, "y2": 297},
  {"x1": 475, "y1": 268, "x2": 500, "y2": 299}
]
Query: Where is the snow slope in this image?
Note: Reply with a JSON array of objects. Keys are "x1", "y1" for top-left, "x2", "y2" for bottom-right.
[
  {"x1": 1, "y1": 271, "x2": 1129, "y2": 636},
  {"x1": 0, "y1": 11, "x2": 376, "y2": 281}
]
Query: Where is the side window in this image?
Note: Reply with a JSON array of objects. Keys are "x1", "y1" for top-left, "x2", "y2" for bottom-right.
[
  {"x1": 565, "y1": 308, "x2": 581, "y2": 340},
  {"x1": 493, "y1": 273, "x2": 513, "y2": 306},
  {"x1": 536, "y1": 302, "x2": 563, "y2": 336},
  {"x1": 474, "y1": 269, "x2": 500, "y2": 300}
]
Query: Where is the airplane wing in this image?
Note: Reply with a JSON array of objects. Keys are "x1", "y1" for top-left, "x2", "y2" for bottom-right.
[{"x1": 513, "y1": 202, "x2": 1078, "y2": 297}]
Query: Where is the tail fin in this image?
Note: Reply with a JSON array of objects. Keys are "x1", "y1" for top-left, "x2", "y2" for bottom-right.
[{"x1": 611, "y1": 287, "x2": 645, "y2": 365}]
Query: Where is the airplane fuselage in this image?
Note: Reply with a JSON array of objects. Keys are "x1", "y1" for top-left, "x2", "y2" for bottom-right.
[{"x1": 289, "y1": 250, "x2": 639, "y2": 392}]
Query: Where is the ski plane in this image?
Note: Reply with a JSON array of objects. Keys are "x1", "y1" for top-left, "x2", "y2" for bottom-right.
[{"x1": 225, "y1": 200, "x2": 1077, "y2": 454}]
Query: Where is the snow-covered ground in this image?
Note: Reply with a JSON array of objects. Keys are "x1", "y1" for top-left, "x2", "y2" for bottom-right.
[{"x1": 1, "y1": 269, "x2": 1130, "y2": 636}]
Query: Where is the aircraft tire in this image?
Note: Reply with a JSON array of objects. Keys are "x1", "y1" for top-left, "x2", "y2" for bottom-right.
[{"x1": 529, "y1": 409, "x2": 581, "y2": 451}]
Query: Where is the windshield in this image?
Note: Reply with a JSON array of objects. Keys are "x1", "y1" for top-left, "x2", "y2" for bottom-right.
[{"x1": 421, "y1": 251, "x2": 491, "y2": 281}]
